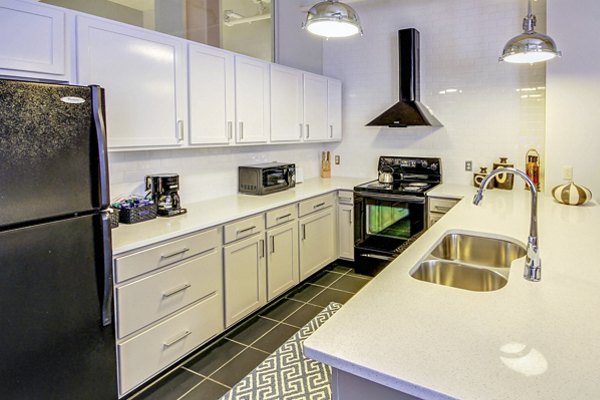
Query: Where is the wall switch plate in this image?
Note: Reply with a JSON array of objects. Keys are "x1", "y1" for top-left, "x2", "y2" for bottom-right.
[
  {"x1": 563, "y1": 165, "x2": 573, "y2": 181},
  {"x1": 465, "y1": 161, "x2": 472, "y2": 172},
  {"x1": 335, "y1": 155, "x2": 340, "y2": 165}
]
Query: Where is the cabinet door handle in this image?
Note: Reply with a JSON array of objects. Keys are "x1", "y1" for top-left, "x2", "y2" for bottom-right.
[
  {"x1": 236, "y1": 225, "x2": 256, "y2": 236},
  {"x1": 348, "y1": 210, "x2": 353, "y2": 224},
  {"x1": 330, "y1": 124, "x2": 333, "y2": 138},
  {"x1": 162, "y1": 283, "x2": 191, "y2": 298},
  {"x1": 177, "y1": 120, "x2": 184, "y2": 142},
  {"x1": 276, "y1": 213, "x2": 292, "y2": 221},
  {"x1": 313, "y1": 202, "x2": 325, "y2": 209},
  {"x1": 299, "y1": 123, "x2": 303, "y2": 138},
  {"x1": 260, "y1": 239, "x2": 265, "y2": 258},
  {"x1": 239, "y1": 121, "x2": 244, "y2": 140},
  {"x1": 306, "y1": 124, "x2": 310, "y2": 139},
  {"x1": 160, "y1": 248, "x2": 190, "y2": 260},
  {"x1": 301, "y1": 224, "x2": 306, "y2": 240},
  {"x1": 228, "y1": 121, "x2": 233, "y2": 140},
  {"x1": 163, "y1": 330, "x2": 191, "y2": 347},
  {"x1": 271, "y1": 235, "x2": 275, "y2": 253}
]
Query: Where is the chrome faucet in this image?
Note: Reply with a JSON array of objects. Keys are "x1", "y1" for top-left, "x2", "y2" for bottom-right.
[{"x1": 473, "y1": 167, "x2": 541, "y2": 282}]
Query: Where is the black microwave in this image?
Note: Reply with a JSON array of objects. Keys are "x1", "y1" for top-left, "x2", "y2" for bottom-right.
[{"x1": 239, "y1": 162, "x2": 296, "y2": 195}]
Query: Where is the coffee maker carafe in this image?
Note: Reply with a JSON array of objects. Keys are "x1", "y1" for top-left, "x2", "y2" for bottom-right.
[{"x1": 145, "y1": 174, "x2": 187, "y2": 217}]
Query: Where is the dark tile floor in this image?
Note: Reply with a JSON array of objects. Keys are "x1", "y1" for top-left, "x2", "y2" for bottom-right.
[{"x1": 131, "y1": 263, "x2": 371, "y2": 400}]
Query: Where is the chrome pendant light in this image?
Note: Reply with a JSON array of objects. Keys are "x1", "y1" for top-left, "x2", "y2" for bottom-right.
[
  {"x1": 303, "y1": 0, "x2": 363, "y2": 38},
  {"x1": 499, "y1": 0, "x2": 561, "y2": 63}
]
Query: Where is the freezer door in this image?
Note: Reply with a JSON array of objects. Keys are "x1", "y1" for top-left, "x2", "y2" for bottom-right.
[
  {"x1": 0, "y1": 213, "x2": 117, "y2": 399},
  {"x1": 0, "y1": 79, "x2": 109, "y2": 229}
]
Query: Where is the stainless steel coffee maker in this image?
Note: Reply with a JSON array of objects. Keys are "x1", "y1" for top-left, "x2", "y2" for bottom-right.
[{"x1": 145, "y1": 174, "x2": 187, "y2": 217}]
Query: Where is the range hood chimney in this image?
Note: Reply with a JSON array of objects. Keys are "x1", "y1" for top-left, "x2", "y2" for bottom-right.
[{"x1": 366, "y1": 29, "x2": 442, "y2": 128}]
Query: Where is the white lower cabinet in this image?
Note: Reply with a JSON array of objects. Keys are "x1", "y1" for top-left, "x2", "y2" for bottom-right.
[
  {"x1": 338, "y1": 204, "x2": 354, "y2": 261},
  {"x1": 223, "y1": 233, "x2": 267, "y2": 327},
  {"x1": 427, "y1": 197, "x2": 460, "y2": 228},
  {"x1": 266, "y1": 221, "x2": 299, "y2": 301},
  {"x1": 117, "y1": 294, "x2": 222, "y2": 395},
  {"x1": 114, "y1": 228, "x2": 223, "y2": 397},
  {"x1": 299, "y1": 205, "x2": 336, "y2": 281}
]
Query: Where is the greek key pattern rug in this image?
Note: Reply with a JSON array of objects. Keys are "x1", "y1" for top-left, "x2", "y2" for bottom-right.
[{"x1": 218, "y1": 302, "x2": 342, "y2": 400}]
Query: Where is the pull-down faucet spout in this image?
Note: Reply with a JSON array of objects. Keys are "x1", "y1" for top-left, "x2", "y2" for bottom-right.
[{"x1": 473, "y1": 168, "x2": 541, "y2": 282}]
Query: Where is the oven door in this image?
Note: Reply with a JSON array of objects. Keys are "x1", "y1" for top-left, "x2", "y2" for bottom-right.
[{"x1": 354, "y1": 192, "x2": 425, "y2": 270}]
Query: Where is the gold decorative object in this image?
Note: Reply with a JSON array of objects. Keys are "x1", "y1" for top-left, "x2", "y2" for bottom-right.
[
  {"x1": 552, "y1": 182, "x2": 592, "y2": 206},
  {"x1": 493, "y1": 157, "x2": 514, "y2": 190}
]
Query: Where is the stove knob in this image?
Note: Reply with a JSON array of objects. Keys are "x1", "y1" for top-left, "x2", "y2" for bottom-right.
[
  {"x1": 421, "y1": 160, "x2": 428, "y2": 168},
  {"x1": 430, "y1": 163, "x2": 438, "y2": 171}
]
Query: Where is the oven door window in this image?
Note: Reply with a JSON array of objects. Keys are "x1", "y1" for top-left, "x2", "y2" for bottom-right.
[{"x1": 365, "y1": 198, "x2": 423, "y2": 240}]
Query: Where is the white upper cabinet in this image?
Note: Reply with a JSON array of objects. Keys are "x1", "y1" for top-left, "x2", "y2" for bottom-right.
[
  {"x1": 235, "y1": 55, "x2": 270, "y2": 144},
  {"x1": 303, "y1": 73, "x2": 329, "y2": 142},
  {"x1": 270, "y1": 64, "x2": 303, "y2": 143},
  {"x1": 328, "y1": 79, "x2": 343, "y2": 141},
  {"x1": 188, "y1": 44, "x2": 235, "y2": 145},
  {"x1": 0, "y1": 0, "x2": 68, "y2": 80},
  {"x1": 76, "y1": 16, "x2": 187, "y2": 149}
]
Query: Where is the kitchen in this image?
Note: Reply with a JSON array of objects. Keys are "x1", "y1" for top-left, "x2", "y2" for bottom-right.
[{"x1": 0, "y1": 0, "x2": 599, "y2": 399}]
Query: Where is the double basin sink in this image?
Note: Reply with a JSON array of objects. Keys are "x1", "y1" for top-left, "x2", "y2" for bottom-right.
[{"x1": 410, "y1": 232, "x2": 526, "y2": 292}]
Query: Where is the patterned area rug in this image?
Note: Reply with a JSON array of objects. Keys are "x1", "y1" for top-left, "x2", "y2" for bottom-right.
[{"x1": 218, "y1": 302, "x2": 342, "y2": 400}]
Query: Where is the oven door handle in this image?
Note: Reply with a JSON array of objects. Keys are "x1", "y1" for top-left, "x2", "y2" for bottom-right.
[
  {"x1": 354, "y1": 192, "x2": 426, "y2": 204},
  {"x1": 358, "y1": 253, "x2": 396, "y2": 261}
]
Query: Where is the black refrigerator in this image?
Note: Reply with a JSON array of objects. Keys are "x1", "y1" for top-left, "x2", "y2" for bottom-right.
[{"x1": 0, "y1": 79, "x2": 117, "y2": 399}]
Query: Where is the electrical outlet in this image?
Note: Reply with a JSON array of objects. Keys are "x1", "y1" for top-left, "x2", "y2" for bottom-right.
[
  {"x1": 465, "y1": 161, "x2": 473, "y2": 172},
  {"x1": 335, "y1": 155, "x2": 340, "y2": 165},
  {"x1": 563, "y1": 165, "x2": 573, "y2": 181}
]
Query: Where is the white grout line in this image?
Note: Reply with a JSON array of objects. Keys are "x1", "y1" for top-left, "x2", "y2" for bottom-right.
[
  {"x1": 258, "y1": 314, "x2": 301, "y2": 329},
  {"x1": 224, "y1": 337, "x2": 271, "y2": 355}
]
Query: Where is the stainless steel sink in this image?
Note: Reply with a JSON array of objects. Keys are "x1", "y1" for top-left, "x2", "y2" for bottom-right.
[
  {"x1": 411, "y1": 260, "x2": 507, "y2": 292},
  {"x1": 410, "y1": 232, "x2": 526, "y2": 292},
  {"x1": 430, "y1": 233, "x2": 526, "y2": 269}
]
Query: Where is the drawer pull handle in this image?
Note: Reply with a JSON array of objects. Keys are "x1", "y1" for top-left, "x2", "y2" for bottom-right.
[
  {"x1": 163, "y1": 330, "x2": 191, "y2": 347},
  {"x1": 313, "y1": 202, "x2": 325, "y2": 209},
  {"x1": 237, "y1": 225, "x2": 256, "y2": 235},
  {"x1": 433, "y1": 206, "x2": 452, "y2": 212},
  {"x1": 276, "y1": 213, "x2": 292, "y2": 221},
  {"x1": 160, "y1": 248, "x2": 190, "y2": 260},
  {"x1": 162, "y1": 283, "x2": 191, "y2": 298}
]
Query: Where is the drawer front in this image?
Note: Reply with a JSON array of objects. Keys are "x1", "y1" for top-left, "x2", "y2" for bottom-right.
[
  {"x1": 428, "y1": 197, "x2": 459, "y2": 214},
  {"x1": 114, "y1": 228, "x2": 220, "y2": 283},
  {"x1": 224, "y1": 214, "x2": 264, "y2": 244},
  {"x1": 117, "y1": 294, "x2": 223, "y2": 396},
  {"x1": 265, "y1": 204, "x2": 297, "y2": 228},
  {"x1": 116, "y1": 249, "x2": 222, "y2": 338},
  {"x1": 428, "y1": 211, "x2": 444, "y2": 228},
  {"x1": 338, "y1": 190, "x2": 353, "y2": 205},
  {"x1": 298, "y1": 193, "x2": 335, "y2": 217}
]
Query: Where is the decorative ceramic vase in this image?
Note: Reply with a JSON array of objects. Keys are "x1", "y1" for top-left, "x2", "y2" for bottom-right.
[
  {"x1": 493, "y1": 157, "x2": 514, "y2": 190},
  {"x1": 473, "y1": 167, "x2": 494, "y2": 189},
  {"x1": 552, "y1": 182, "x2": 592, "y2": 206}
]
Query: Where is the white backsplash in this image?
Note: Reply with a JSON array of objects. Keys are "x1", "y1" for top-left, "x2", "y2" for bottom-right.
[
  {"x1": 108, "y1": 144, "x2": 326, "y2": 203},
  {"x1": 322, "y1": 0, "x2": 546, "y2": 187}
]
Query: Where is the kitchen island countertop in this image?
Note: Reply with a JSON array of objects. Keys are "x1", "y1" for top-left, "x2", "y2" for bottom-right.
[
  {"x1": 304, "y1": 184, "x2": 600, "y2": 400},
  {"x1": 112, "y1": 176, "x2": 368, "y2": 256}
]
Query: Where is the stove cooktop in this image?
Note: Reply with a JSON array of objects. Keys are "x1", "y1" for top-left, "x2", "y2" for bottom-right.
[{"x1": 354, "y1": 180, "x2": 436, "y2": 195}]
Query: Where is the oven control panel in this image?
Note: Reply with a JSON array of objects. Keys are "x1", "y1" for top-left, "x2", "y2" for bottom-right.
[{"x1": 378, "y1": 156, "x2": 441, "y2": 181}]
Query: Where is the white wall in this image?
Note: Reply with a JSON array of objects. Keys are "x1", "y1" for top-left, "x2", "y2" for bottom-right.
[
  {"x1": 546, "y1": 0, "x2": 600, "y2": 197},
  {"x1": 108, "y1": 144, "x2": 326, "y2": 203},
  {"x1": 322, "y1": 0, "x2": 546, "y2": 186}
]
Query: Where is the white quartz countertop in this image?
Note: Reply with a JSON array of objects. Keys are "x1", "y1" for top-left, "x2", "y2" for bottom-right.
[
  {"x1": 112, "y1": 177, "x2": 368, "y2": 255},
  {"x1": 304, "y1": 184, "x2": 600, "y2": 400}
]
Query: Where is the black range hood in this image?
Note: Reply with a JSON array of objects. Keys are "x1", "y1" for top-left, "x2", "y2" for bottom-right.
[{"x1": 367, "y1": 29, "x2": 442, "y2": 128}]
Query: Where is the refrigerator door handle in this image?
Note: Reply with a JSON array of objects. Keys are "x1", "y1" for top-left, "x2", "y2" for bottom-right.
[
  {"x1": 90, "y1": 85, "x2": 110, "y2": 209},
  {"x1": 100, "y1": 211, "x2": 113, "y2": 327}
]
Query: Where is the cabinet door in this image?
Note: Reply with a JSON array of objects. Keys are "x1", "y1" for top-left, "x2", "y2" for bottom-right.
[
  {"x1": 303, "y1": 73, "x2": 328, "y2": 141},
  {"x1": 188, "y1": 44, "x2": 234, "y2": 145},
  {"x1": 328, "y1": 79, "x2": 342, "y2": 141},
  {"x1": 299, "y1": 208, "x2": 336, "y2": 280},
  {"x1": 77, "y1": 16, "x2": 187, "y2": 148},
  {"x1": 338, "y1": 204, "x2": 354, "y2": 261},
  {"x1": 0, "y1": 0, "x2": 67, "y2": 79},
  {"x1": 224, "y1": 235, "x2": 267, "y2": 327},
  {"x1": 266, "y1": 222, "x2": 299, "y2": 301},
  {"x1": 270, "y1": 64, "x2": 303, "y2": 143},
  {"x1": 235, "y1": 56, "x2": 270, "y2": 144}
]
